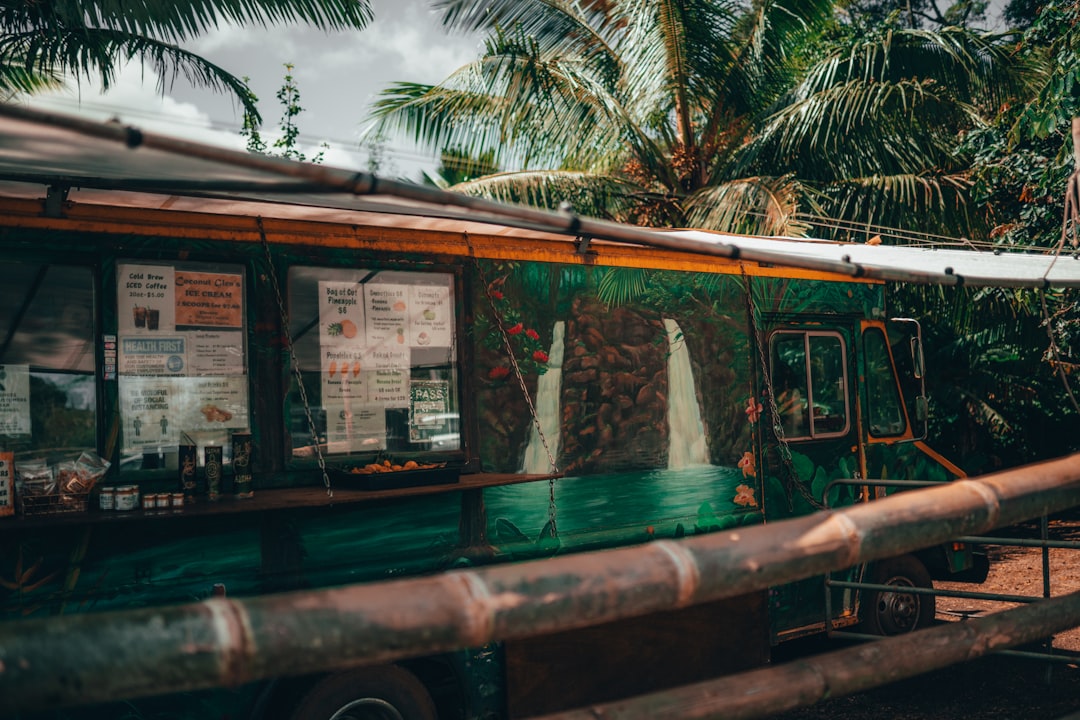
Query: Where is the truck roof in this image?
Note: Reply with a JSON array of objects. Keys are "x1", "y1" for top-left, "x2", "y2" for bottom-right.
[{"x1": 1, "y1": 103, "x2": 1077, "y2": 289}]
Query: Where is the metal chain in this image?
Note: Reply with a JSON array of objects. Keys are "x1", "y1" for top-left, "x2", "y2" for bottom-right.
[
  {"x1": 464, "y1": 233, "x2": 559, "y2": 535},
  {"x1": 257, "y1": 217, "x2": 332, "y2": 497},
  {"x1": 742, "y1": 269, "x2": 824, "y2": 511}
]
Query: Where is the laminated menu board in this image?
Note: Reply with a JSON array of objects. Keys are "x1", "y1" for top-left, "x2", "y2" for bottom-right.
[{"x1": 117, "y1": 263, "x2": 245, "y2": 377}]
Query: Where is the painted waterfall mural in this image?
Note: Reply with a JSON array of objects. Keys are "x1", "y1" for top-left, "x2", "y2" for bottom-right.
[
  {"x1": 664, "y1": 319, "x2": 708, "y2": 469},
  {"x1": 474, "y1": 262, "x2": 757, "y2": 476},
  {"x1": 521, "y1": 321, "x2": 565, "y2": 473}
]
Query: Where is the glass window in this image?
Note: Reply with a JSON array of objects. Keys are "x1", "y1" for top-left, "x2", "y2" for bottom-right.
[
  {"x1": 287, "y1": 267, "x2": 459, "y2": 460},
  {"x1": 864, "y1": 327, "x2": 907, "y2": 437},
  {"x1": 770, "y1": 331, "x2": 849, "y2": 439},
  {"x1": 0, "y1": 263, "x2": 97, "y2": 459},
  {"x1": 116, "y1": 261, "x2": 248, "y2": 471},
  {"x1": 771, "y1": 333, "x2": 810, "y2": 437}
]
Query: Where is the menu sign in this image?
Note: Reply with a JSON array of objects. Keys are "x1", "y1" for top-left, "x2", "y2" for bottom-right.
[
  {"x1": 409, "y1": 285, "x2": 452, "y2": 347},
  {"x1": 175, "y1": 271, "x2": 243, "y2": 329},
  {"x1": 319, "y1": 281, "x2": 364, "y2": 346},
  {"x1": 0, "y1": 365, "x2": 30, "y2": 436},
  {"x1": 364, "y1": 283, "x2": 409, "y2": 347},
  {"x1": 117, "y1": 263, "x2": 245, "y2": 378},
  {"x1": 117, "y1": 262, "x2": 248, "y2": 458},
  {"x1": 119, "y1": 375, "x2": 249, "y2": 453},
  {"x1": 117, "y1": 264, "x2": 176, "y2": 335}
]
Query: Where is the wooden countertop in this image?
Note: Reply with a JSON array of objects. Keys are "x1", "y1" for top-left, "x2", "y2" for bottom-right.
[{"x1": 0, "y1": 472, "x2": 563, "y2": 531}]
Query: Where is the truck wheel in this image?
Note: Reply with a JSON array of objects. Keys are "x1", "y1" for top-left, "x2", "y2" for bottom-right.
[
  {"x1": 287, "y1": 665, "x2": 437, "y2": 720},
  {"x1": 861, "y1": 554, "x2": 935, "y2": 635}
]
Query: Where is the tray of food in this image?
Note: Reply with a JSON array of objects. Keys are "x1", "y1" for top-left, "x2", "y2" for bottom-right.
[{"x1": 330, "y1": 460, "x2": 460, "y2": 491}]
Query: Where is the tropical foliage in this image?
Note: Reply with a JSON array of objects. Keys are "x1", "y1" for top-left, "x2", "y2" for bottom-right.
[
  {"x1": 911, "y1": 0, "x2": 1080, "y2": 471},
  {"x1": 0, "y1": 0, "x2": 372, "y2": 121},
  {"x1": 373, "y1": 0, "x2": 1029, "y2": 241}
]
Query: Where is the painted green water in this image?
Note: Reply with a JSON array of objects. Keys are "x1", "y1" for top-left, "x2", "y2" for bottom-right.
[{"x1": 486, "y1": 464, "x2": 763, "y2": 557}]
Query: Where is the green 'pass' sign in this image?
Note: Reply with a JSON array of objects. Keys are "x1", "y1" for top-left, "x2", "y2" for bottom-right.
[{"x1": 409, "y1": 380, "x2": 450, "y2": 442}]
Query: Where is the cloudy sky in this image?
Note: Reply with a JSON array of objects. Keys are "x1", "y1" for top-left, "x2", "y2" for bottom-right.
[
  {"x1": 19, "y1": 0, "x2": 1013, "y2": 180},
  {"x1": 21, "y1": 0, "x2": 482, "y2": 180}
]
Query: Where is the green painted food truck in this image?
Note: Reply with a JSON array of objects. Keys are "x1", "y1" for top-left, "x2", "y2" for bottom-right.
[{"x1": 0, "y1": 109, "x2": 987, "y2": 719}]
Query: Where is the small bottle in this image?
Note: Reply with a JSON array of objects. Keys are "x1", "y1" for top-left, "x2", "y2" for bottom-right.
[
  {"x1": 204, "y1": 445, "x2": 223, "y2": 501},
  {"x1": 231, "y1": 432, "x2": 253, "y2": 498},
  {"x1": 178, "y1": 442, "x2": 197, "y2": 502}
]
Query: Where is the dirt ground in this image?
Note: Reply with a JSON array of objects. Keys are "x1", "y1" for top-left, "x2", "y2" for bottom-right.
[{"x1": 772, "y1": 511, "x2": 1080, "y2": 719}]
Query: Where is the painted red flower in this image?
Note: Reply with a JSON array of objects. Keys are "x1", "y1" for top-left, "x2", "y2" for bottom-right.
[
  {"x1": 737, "y1": 451, "x2": 756, "y2": 478},
  {"x1": 532, "y1": 350, "x2": 549, "y2": 363},
  {"x1": 525, "y1": 328, "x2": 540, "y2": 341},
  {"x1": 488, "y1": 366, "x2": 510, "y2": 380},
  {"x1": 745, "y1": 396, "x2": 763, "y2": 424},
  {"x1": 734, "y1": 483, "x2": 758, "y2": 507},
  {"x1": 491, "y1": 290, "x2": 504, "y2": 301},
  {"x1": 507, "y1": 322, "x2": 523, "y2": 335}
]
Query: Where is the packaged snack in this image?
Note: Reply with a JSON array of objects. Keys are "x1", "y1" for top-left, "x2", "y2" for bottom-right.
[
  {"x1": 17, "y1": 459, "x2": 55, "y2": 496},
  {"x1": 73, "y1": 450, "x2": 111, "y2": 492}
]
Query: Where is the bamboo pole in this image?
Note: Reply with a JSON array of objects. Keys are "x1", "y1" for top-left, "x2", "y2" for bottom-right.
[
  {"x1": 533, "y1": 589, "x2": 1080, "y2": 720},
  {"x1": 1, "y1": 454, "x2": 1079, "y2": 714}
]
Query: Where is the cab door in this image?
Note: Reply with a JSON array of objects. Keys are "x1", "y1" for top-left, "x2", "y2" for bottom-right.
[{"x1": 762, "y1": 323, "x2": 864, "y2": 641}]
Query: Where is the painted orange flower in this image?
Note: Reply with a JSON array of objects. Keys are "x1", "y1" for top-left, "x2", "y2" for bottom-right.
[
  {"x1": 734, "y1": 484, "x2": 758, "y2": 507},
  {"x1": 745, "y1": 396, "x2": 763, "y2": 424},
  {"x1": 737, "y1": 451, "x2": 755, "y2": 478},
  {"x1": 488, "y1": 366, "x2": 510, "y2": 380}
]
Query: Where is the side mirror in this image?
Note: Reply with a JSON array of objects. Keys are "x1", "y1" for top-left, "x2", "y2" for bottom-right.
[
  {"x1": 911, "y1": 337, "x2": 925, "y2": 380},
  {"x1": 915, "y1": 395, "x2": 929, "y2": 424}
]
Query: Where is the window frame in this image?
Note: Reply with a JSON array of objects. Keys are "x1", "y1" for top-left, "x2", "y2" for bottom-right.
[
  {"x1": 0, "y1": 259, "x2": 99, "y2": 460},
  {"x1": 769, "y1": 329, "x2": 851, "y2": 441},
  {"x1": 284, "y1": 260, "x2": 468, "y2": 467}
]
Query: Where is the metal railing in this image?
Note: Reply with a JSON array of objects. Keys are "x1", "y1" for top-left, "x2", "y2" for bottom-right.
[
  {"x1": 2, "y1": 453, "x2": 1080, "y2": 717},
  {"x1": 820, "y1": 476, "x2": 1080, "y2": 666}
]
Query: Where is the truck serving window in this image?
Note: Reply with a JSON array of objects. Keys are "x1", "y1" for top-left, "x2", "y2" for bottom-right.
[
  {"x1": 287, "y1": 267, "x2": 459, "y2": 459},
  {"x1": 0, "y1": 262, "x2": 97, "y2": 457},
  {"x1": 863, "y1": 327, "x2": 907, "y2": 437},
  {"x1": 116, "y1": 261, "x2": 249, "y2": 471},
  {"x1": 770, "y1": 331, "x2": 849, "y2": 440}
]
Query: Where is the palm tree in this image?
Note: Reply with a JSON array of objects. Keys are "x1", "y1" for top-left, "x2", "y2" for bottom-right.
[
  {"x1": 1, "y1": 0, "x2": 372, "y2": 122},
  {"x1": 373, "y1": 0, "x2": 1030, "y2": 239}
]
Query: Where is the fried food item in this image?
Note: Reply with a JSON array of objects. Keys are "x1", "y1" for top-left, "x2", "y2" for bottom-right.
[
  {"x1": 201, "y1": 404, "x2": 233, "y2": 422},
  {"x1": 350, "y1": 459, "x2": 444, "y2": 474}
]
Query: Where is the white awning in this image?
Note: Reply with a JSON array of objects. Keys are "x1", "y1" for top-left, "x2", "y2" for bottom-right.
[{"x1": 1, "y1": 102, "x2": 1078, "y2": 288}]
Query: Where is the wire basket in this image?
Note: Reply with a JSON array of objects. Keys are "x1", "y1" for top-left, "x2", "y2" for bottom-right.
[{"x1": 18, "y1": 489, "x2": 91, "y2": 516}]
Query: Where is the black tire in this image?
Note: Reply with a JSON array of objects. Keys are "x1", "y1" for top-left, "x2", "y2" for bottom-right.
[
  {"x1": 860, "y1": 554, "x2": 936, "y2": 636},
  {"x1": 287, "y1": 665, "x2": 437, "y2": 720}
]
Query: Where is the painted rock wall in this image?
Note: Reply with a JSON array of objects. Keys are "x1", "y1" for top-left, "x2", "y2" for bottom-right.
[{"x1": 560, "y1": 298, "x2": 670, "y2": 474}]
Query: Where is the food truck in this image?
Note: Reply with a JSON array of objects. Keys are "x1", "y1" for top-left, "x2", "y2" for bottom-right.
[{"x1": 5, "y1": 106, "x2": 1070, "y2": 719}]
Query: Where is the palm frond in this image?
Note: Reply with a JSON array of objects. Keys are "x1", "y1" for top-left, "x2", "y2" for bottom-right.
[
  {"x1": 448, "y1": 169, "x2": 640, "y2": 220},
  {"x1": 596, "y1": 267, "x2": 650, "y2": 307},
  {"x1": 684, "y1": 175, "x2": 811, "y2": 236},
  {"x1": 1, "y1": 1, "x2": 371, "y2": 44},
  {"x1": 818, "y1": 171, "x2": 978, "y2": 238},
  {"x1": 0, "y1": 60, "x2": 61, "y2": 96},
  {"x1": 1, "y1": 29, "x2": 261, "y2": 121},
  {"x1": 798, "y1": 27, "x2": 1033, "y2": 114},
  {"x1": 750, "y1": 78, "x2": 974, "y2": 181},
  {"x1": 373, "y1": 32, "x2": 669, "y2": 180}
]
